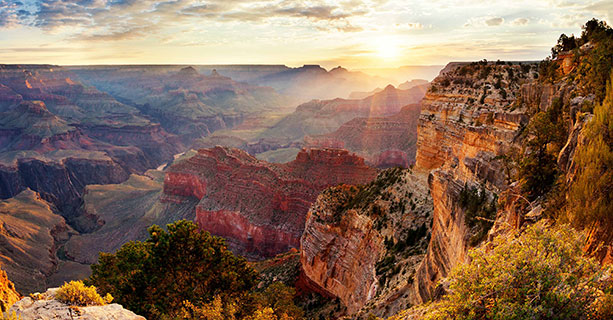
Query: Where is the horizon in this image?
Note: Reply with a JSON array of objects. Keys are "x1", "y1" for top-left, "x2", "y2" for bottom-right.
[{"x1": 1, "y1": 1, "x2": 611, "y2": 69}]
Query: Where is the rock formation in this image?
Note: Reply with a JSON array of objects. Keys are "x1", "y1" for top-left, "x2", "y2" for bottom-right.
[
  {"x1": 0, "y1": 190, "x2": 72, "y2": 294},
  {"x1": 10, "y1": 288, "x2": 144, "y2": 320},
  {"x1": 305, "y1": 104, "x2": 421, "y2": 168},
  {"x1": 162, "y1": 147, "x2": 377, "y2": 259},
  {"x1": 260, "y1": 85, "x2": 427, "y2": 145},
  {"x1": 411, "y1": 62, "x2": 538, "y2": 303},
  {"x1": 300, "y1": 168, "x2": 432, "y2": 316},
  {"x1": 297, "y1": 61, "x2": 573, "y2": 317},
  {"x1": 63, "y1": 171, "x2": 197, "y2": 267},
  {"x1": 68, "y1": 65, "x2": 291, "y2": 144}
]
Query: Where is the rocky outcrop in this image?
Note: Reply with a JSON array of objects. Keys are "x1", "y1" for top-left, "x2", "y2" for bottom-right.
[
  {"x1": 0, "y1": 190, "x2": 71, "y2": 294},
  {"x1": 0, "y1": 157, "x2": 129, "y2": 232},
  {"x1": 411, "y1": 62, "x2": 539, "y2": 304},
  {"x1": 0, "y1": 65, "x2": 185, "y2": 232},
  {"x1": 305, "y1": 104, "x2": 421, "y2": 168},
  {"x1": 10, "y1": 288, "x2": 144, "y2": 320},
  {"x1": 163, "y1": 147, "x2": 377, "y2": 259},
  {"x1": 300, "y1": 169, "x2": 432, "y2": 317}
]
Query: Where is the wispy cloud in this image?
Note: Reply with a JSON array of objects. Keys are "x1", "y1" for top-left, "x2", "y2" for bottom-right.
[{"x1": 0, "y1": 0, "x2": 611, "y2": 67}]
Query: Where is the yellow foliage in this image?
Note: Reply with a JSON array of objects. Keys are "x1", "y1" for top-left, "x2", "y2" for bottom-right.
[
  {"x1": 175, "y1": 296, "x2": 237, "y2": 320},
  {"x1": 246, "y1": 308, "x2": 278, "y2": 320},
  {"x1": 567, "y1": 70, "x2": 613, "y2": 227},
  {"x1": 55, "y1": 280, "x2": 112, "y2": 306}
]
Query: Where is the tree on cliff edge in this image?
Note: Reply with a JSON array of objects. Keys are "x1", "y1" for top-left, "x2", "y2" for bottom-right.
[{"x1": 88, "y1": 220, "x2": 258, "y2": 319}]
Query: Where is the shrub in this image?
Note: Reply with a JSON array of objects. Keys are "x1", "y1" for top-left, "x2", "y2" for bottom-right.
[
  {"x1": 172, "y1": 296, "x2": 236, "y2": 320},
  {"x1": 519, "y1": 100, "x2": 567, "y2": 200},
  {"x1": 458, "y1": 184, "x2": 496, "y2": 245},
  {"x1": 567, "y1": 70, "x2": 613, "y2": 228},
  {"x1": 248, "y1": 282, "x2": 303, "y2": 320},
  {"x1": 423, "y1": 222, "x2": 613, "y2": 320},
  {"x1": 56, "y1": 280, "x2": 112, "y2": 306},
  {"x1": 89, "y1": 220, "x2": 258, "y2": 319}
]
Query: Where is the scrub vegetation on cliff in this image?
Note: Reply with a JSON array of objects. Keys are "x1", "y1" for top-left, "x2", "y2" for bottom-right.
[
  {"x1": 566, "y1": 71, "x2": 613, "y2": 230},
  {"x1": 398, "y1": 223, "x2": 613, "y2": 320},
  {"x1": 88, "y1": 220, "x2": 304, "y2": 320}
]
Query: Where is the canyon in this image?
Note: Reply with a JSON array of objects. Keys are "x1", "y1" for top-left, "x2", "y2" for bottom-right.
[
  {"x1": 300, "y1": 168, "x2": 432, "y2": 316},
  {"x1": 295, "y1": 59, "x2": 603, "y2": 317},
  {"x1": 305, "y1": 103, "x2": 422, "y2": 168},
  {"x1": 260, "y1": 84, "x2": 428, "y2": 145},
  {"x1": 162, "y1": 147, "x2": 378, "y2": 259}
]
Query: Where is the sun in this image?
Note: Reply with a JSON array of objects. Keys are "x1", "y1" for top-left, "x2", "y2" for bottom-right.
[{"x1": 375, "y1": 38, "x2": 401, "y2": 60}]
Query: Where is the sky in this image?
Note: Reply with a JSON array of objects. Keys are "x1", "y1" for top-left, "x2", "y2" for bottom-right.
[{"x1": 0, "y1": 0, "x2": 611, "y2": 69}]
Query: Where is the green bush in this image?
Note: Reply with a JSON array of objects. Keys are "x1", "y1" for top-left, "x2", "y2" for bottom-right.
[
  {"x1": 89, "y1": 220, "x2": 258, "y2": 319},
  {"x1": 458, "y1": 184, "x2": 496, "y2": 245},
  {"x1": 56, "y1": 280, "x2": 112, "y2": 306},
  {"x1": 423, "y1": 222, "x2": 613, "y2": 320},
  {"x1": 519, "y1": 98, "x2": 567, "y2": 200},
  {"x1": 567, "y1": 70, "x2": 613, "y2": 228}
]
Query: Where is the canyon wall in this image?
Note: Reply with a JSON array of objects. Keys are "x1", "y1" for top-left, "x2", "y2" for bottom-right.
[
  {"x1": 411, "y1": 62, "x2": 534, "y2": 303},
  {"x1": 305, "y1": 104, "x2": 421, "y2": 168},
  {"x1": 300, "y1": 169, "x2": 432, "y2": 316},
  {"x1": 410, "y1": 61, "x2": 590, "y2": 303},
  {"x1": 0, "y1": 189, "x2": 70, "y2": 294},
  {"x1": 297, "y1": 61, "x2": 587, "y2": 317},
  {"x1": 162, "y1": 147, "x2": 377, "y2": 259}
]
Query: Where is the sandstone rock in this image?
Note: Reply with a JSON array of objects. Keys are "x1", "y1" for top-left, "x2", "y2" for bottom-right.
[
  {"x1": 10, "y1": 288, "x2": 145, "y2": 320},
  {"x1": 411, "y1": 62, "x2": 538, "y2": 304},
  {"x1": 163, "y1": 146, "x2": 377, "y2": 259},
  {"x1": 0, "y1": 189, "x2": 69, "y2": 294},
  {"x1": 305, "y1": 104, "x2": 421, "y2": 168},
  {"x1": 261, "y1": 86, "x2": 427, "y2": 144},
  {"x1": 300, "y1": 169, "x2": 432, "y2": 316}
]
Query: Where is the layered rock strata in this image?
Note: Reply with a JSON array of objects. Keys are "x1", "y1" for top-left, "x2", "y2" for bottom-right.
[
  {"x1": 300, "y1": 168, "x2": 432, "y2": 316},
  {"x1": 162, "y1": 147, "x2": 377, "y2": 259}
]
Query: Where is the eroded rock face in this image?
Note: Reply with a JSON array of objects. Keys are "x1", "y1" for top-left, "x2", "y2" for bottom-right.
[
  {"x1": 10, "y1": 288, "x2": 145, "y2": 320},
  {"x1": 261, "y1": 85, "x2": 427, "y2": 145},
  {"x1": 0, "y1": 190, "x2": 70, "y2": 294},
  {"x1": 305, "y1": 104, "x2": 422, "y2": 168},
  {"x1": 0, "y1": 65, "x2": 184, "y2": 229},
  {"x1": 300, "y1": 169, "x2": 432, "y2": 316},
  {"x1": 411, "y1": 62, "x2": 538, "y2": 303},
  {"x1": 0, "y1": 157, "x2": 130, "y2": 232},
  {"x1": 163, "y1": 146, "x2": 377, "y2": 259}
]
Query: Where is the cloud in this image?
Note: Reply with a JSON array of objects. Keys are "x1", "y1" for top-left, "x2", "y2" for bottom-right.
[
  {"x1": 512, "y1": 18, "x2": 530, "y2": 25},
  {"x1": 485, "y1": 17, "x2": 504, "y2": 26},
  {"x1": 396, "y1": 22, "x2": 424, "y2": 30},
  {"x1": 464, "y1": 16, "x2": 505, "y2": 27},
  {"x1": 21, "y1": 0, "x2": 376, "y2": 41},
  {"x1": 584, "y1": 1, "x2": 613, "y2": 19},
  {"x1": 0, "y1": 0, "x2": 24, "y2": 28}
]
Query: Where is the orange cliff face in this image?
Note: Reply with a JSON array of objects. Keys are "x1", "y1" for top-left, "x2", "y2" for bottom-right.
[
  {"x1": 162, "y1": 146, "x2": 377, "y2": 259},
  {"x1": 299, "y1": 171, "x2": 432, "y2": 316},
  {"x1": 411, "y1": 62, "x2": 534, "y2": 303},
  {"x1": 409, "y1": 61, "x2": 594, "y2": 303},
  {"x1": 296, "y1": 61, "x2": 575, "y2": 317}
]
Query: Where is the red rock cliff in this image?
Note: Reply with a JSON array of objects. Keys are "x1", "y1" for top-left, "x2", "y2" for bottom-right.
[{"x1": 163, "y1": 146, "x2": 377, "y2": 259}]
